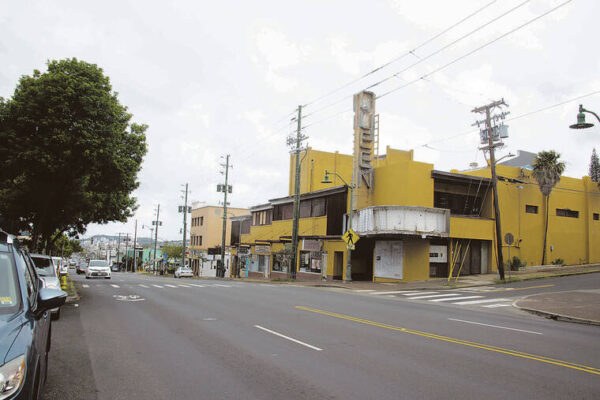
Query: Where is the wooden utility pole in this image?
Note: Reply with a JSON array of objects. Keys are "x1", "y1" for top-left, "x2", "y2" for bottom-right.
[
  {"x1": 219, "y1": 155, "x2": 231, "y2": 278},
  {"x1": 472, "y1": 99, "x2": 509, "y2": 280}
]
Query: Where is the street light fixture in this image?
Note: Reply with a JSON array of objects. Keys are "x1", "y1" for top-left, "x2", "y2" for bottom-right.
[
  {"x1": 569, "y1": 104, "x2": 599, "y2": 130},
  {"x1": 321, "y1": 170, "x2": 355, "y2": 283}
]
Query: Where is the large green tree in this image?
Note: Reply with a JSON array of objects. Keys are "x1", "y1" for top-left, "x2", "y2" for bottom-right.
[
  {"x1": 531, "y1": 150, "x2": 565, "y2": 265},
  {"x1": 590, "y1": 148, "x2": 600, "y2": 184},
  {"x1": 0, "y1": 58, "x2": 147, "y2": 252},
  {"x1": 161, "y1": 244, "x2": 183, "y2": 260}
]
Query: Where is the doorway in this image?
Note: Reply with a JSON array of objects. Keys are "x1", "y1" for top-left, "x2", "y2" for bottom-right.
[{"x1": 333, "y1": 252, "x2": 343, "y2": 280}]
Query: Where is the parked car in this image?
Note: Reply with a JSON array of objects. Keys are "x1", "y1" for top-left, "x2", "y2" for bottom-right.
[
  {"x1": 0, "y1": 229, "x2": 67, "y2": 399},
  {"x1": 111, "y1": 262, "x2": 120, "y2": 272},
  {"x1": 85, "y1": 260, "x2": 111, "y2": 279},
  {"x1": 30, "y1": 254, "x2": 62, "y2": 320},
  {"x1": 174, "y1": 266, "x2": 193, "y2": 278}
]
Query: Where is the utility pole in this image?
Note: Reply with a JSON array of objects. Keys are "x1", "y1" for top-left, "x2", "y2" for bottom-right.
[
  {"x1": 179, "y1": 184, "x2": 191, "y2": 271},
  {"x1": 132, "y1": 220, "x2": 138, "y2": 272},
  {"x1": 472, "y1": 99, "x2": 509, "y2": 281},
  {"x1": 152, "y1": 205, "x2": 162, "y2": 274},
  {"x1": 218, "y1": 155, "x2": 231, "y2": 278},
  {"x1": 287, "y1": 105, "x2": 307, "y2": 280},
  {"x1": 117, "y1": 232, "x2": 126, "y2": 271},
  {"x1": 124, "y1": 233, "x2": 130, "y2": 273}
]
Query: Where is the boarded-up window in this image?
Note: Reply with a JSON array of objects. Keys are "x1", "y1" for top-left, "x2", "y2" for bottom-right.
[
  {"x1": 312, "y1": 198, "x2": 326, "y2": 217},
  {"x1": 300, "y1": 201, "x2": 311, "y2": 218},
  {"x1": 525, "y1": 205, "x2": 538, "y2": 214},
  {"x1": 594, "y1": 213, "x2": 599, "y2": 221},
  {"x1": 556, "y1": 208, "x2": 579, "y2": 218},
  {"x1": 281, "y1": 204, "x2": 293, "y2": 220}
]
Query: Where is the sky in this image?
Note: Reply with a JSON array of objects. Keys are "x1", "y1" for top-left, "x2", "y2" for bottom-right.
[{"x1": 1, "y1": 0, "x2": 599, "y2": 240}]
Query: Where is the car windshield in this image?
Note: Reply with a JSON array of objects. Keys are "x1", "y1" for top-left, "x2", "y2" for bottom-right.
[
  {"x1": 31, "y1": 256, "x2": 56, "y2": 277},
  {"x1": 0, "y1": 252, "x2": 20, "y2": 314},
  {"x1": 89, "y1": 261, "x2": 108, "y2": 267}
]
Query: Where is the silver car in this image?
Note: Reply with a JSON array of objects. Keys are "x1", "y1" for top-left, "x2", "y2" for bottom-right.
[
  {"x1": 86, "y1": 259, "x2": 111, "y2": 279},
  {"x1": 30, "y1": 253, "x2": 63, "y2": 319},
  {"x1": 174, "y1": 266, "x2": 193, "y2": 278}
]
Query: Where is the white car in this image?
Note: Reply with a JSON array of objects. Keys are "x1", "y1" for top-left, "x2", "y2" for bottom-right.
[
  {"x1": 174, "y1": 266, "x2": 193, "y2": 278},
  {"x1": 86, "y1": 260, "x2": 111, "y2": 279}
]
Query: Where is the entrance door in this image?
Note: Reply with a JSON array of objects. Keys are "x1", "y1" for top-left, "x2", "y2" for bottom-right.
[
  {"x1": 333, "y1": 252, "x2": 343, "y2": 280},
  {"x1": 374, "y1": 241, "x2": 403, "y2": 280}
]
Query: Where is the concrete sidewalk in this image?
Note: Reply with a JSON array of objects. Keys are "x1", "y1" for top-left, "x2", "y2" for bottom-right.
[{"x1": 514, "y1": 290, "x2": 600, "y2": 326}]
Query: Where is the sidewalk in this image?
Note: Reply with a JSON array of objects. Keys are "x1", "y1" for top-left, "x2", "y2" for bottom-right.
[{"x1": 514, "y1": 290, "x2": 600, "y2": 326}]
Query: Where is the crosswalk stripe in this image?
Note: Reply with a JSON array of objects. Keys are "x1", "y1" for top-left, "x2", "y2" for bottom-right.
[
  {"x1": 82, "y1": 284, "x2": 89, "y2": 288},
  {"x1": 139, "y1": 284, "x2": 149, "y2": 288},
  {"x1": 188, "y1": 284, "x2": 205, "y2": 287},
  {"x1": 400, "y1": 291, "x2": 437, "y2": 296},
  {"x1": 353, "y1": 289, "x2": 376, "y2": 292},
  {"x1": 152, "y1": 284, "x2": 163, "y2": 288},
  {"x1": 483, "y1": 303, "x2": 512, "y2": 308},
  {"x1": 178, "y1": 284, "x2": 191, "y2": 288},
  {"x1": 111, "y1": 284, "x2": 120, "y2": 288},
  {"x1": 370, "y1": 290, "x2": 419, "y2": 295},
  {"x1": 213, "y1": 284, "x2": 232, "y2": 287},
  {"x1": 430, "y1": 295, "x2": 483, "y2": 302},
  {"x1": 164, "y1": 284, "x2": 177, "y2": 288},
  {"x1": 452, "y1": 298, "x2": 511, "y2": 305},
  {"x1": 407, "y1": 293, "x2": 462, "y2": 300}
]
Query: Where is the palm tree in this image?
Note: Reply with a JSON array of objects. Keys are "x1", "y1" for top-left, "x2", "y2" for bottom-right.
[{"x1": 532, "y1": 151, "x2": 565, "y2": 265}]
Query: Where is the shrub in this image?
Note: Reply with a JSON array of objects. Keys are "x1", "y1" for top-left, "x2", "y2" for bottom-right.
[
  {"x1": 509, "y1": 256, "x2": 527, "y2": 271},
  {"x1": 551, "y1": 258, "x2": 565, "y2": 266}
]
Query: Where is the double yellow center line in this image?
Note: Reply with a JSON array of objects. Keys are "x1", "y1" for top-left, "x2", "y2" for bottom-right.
[{"x1": 295, "y1": 306, "x2": 600, "y2": 376}]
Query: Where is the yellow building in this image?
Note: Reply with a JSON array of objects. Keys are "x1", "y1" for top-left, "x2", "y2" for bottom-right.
[
  {"x1": 235, "y1": 145, "x2": 600, "y2": 282},
  {"x1": 189, "y1": 205, "x2": 248, "y2": 275}
]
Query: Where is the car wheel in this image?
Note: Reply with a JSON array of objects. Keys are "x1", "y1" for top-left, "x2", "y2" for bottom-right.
[
  {"x1": 106, "y1": 277, "x2": 110, "y2": 279},
  {"x1": 85, "y1": 276, "x2": 90, "y2": 279}
]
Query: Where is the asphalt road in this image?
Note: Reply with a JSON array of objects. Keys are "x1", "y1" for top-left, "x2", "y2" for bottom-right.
[{"x1": 43, "y1": 272, "x2": 600, "y2": 399}]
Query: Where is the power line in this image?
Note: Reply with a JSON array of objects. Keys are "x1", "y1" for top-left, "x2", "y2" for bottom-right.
[
  {"x1": 302, "y1": 0, "x2": 498, "y2": 109},
  {"x1": 377, "y1": 0, "x2": 573, "y2": 100}
]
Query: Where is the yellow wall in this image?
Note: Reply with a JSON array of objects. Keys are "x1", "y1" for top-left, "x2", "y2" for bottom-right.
[
  {"x1": 290, "y1": 147, "x2": 353, "y2": 196},
  {"x1": 190, "y1": 206, "x2": 248, "y2": 251},
  {"x1": 373, "y1": 238, "x2": 430, "y2": 282}
]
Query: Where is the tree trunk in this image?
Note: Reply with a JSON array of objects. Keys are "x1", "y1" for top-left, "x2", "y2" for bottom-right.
[{"x1": 542, "y1": 195, "x2": 549, "y2": 265}]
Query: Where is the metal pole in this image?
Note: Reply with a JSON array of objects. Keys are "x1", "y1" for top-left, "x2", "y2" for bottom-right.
[
  {"x1": 116, "y1": 233, "x2": 121, "y2": 269},
  {"x1": 345, "y1": 183, "x2": 353, "y2": 283},
  {"x1": 290, "y1": 105, "x2": 302, "y2": 280},
  {"x1": 220, "y1": 155, "x2": 230, "y2": 278},
  {"x1": 132, "y1": 219, "x2": 138, "y2": 272},
  {"x1": 182, "y1": 183, "x2": 188, "y2": 270},
  {"x1": 153, "y1": 204, "x2": 160, "y2": 274},
  {"x1": 124, "y1": 233, "x2": 130, "y2": 273}
]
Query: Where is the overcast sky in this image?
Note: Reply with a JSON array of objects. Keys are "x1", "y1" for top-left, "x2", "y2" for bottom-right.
[{"x1": 2, "y1": 0, "x2": 598, "y2": 240}]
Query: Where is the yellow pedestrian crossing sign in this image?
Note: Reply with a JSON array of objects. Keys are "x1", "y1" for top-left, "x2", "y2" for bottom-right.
[{"x1": 342, "y1": 228, "x2": 360, "y2": 250}]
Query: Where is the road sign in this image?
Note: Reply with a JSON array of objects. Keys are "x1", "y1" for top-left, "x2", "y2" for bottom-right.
[
  {"x1": 504, "y1": 233, "x2": 514, "y2": 246},
  {"x1": 342, "y1": 228, "x2": 360, "y2": 250}
]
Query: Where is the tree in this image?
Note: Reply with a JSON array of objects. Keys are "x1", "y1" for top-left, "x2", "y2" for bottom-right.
[
  {"x1": 161, "y1": 244, "x2": 183, "y2": 259},
  {"x1": 48, "y1": 233, "x2": 83, "y2": 258},
  {"x1": 0, "y1": 58, "x2": 147, "y2": 252},
  {"x1": 590, "y1": 148, "x2": 600, "y2": 184},
  {"x1": 532, "y1": 150, "x2": 565, "y2": 265}
]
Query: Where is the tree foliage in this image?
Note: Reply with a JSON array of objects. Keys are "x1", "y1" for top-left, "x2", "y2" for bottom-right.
[
  {"x1": 47, "y1": 233, "x2": 83, "y2": 258},
  {"x1": 590, "y1": 148, "x2": 600, "y2": 184},
  {"x1": 531, "y1": 150, "x2": 565, "y2": 265},
  {"x1": 161, "y1": 244, "x2": 183, "y2": 259},
  {"x1": 0, "y1": 58, "x2": 147, "y2": 251}
]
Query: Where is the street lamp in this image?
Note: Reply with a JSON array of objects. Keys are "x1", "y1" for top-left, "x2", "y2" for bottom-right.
[
  {"x1": 321, "y1": 170, "x2": 355, "y2": 283},
  {"x1": 570, "y1": 104, "x2": 599, "y2": 130}
]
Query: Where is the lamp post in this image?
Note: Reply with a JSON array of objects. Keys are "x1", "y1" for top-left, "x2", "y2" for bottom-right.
[
  {"x1": 570, "y1": 104, "x2": 600, "y2": 129},
  {"x1": 321, "y1": 170, "x2": 355, "y2": 283}
]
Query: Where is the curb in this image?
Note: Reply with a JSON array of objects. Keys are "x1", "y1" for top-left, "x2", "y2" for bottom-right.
[{"x1": 513, "y1": 295, "x2": 600, "y2": 327}]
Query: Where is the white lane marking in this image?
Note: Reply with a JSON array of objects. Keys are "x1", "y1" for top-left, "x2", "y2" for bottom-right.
[
  {"x1": 164, "y1": 284, "x2": 177, "y2": 288},
  {"x1": 483, "y1": 303, "x2": 512, "y2": 308},
  {"x1": 453, "y1": 298, "x2": 511, "y2": 305},
  {"x1": 189, "y1": 284, "x2": 205, "y2": 288},
  {"x1": 111, "y1": 284, "x2": 120, "y2": 288},
  {"x1": 448, "y1": 318, "x2": 542, "y2": 335},
  {"x1": 152, "y1": 284, "x2": 164, "y2": 288},
  {"x1": 139, "y1": 284, "x2": 149, "y2": 288},
  {"x1": 407, "y1": 293, "x2": 462, "y2": 300},
  {"x1": 82, "y1": 284, "x2": 89, "y2": 288},
  {"x1": 213, "y1": 284, "x2": 232, "y2": 287},
  {"x1": 354, "y1": 289, "x2": 376, "y2": 292},
  {"x1": 178, "y1": 284, "x2": 191, "y2": 288},
  {"x1": 254, "y1": 325, "x2": 323, "y2": 351},
  {"x1": 430, "y1": 295, "x2": 483, "y2": 302},
  {"x1": 370, "y1": 290, "x2": 419, "y2": 295}
]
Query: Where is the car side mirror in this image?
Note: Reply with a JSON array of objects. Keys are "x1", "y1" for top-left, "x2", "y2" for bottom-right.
[{"x1": 34, "y1": 288, "x2": 67, "y2": 318}]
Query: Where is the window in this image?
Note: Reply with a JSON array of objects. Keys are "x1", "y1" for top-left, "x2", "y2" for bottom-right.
[
  {"x1": 556, "y1": 208, "x2": 579, "y2": 218},
  {"x1": 525, "y1": 205, "x2": 538, "y2": 214},
  {"x1": 312, "y1": 198, "x2": 326, "y2": 217},
  {"x1": 252, "y1": 210, "x2": 272, "y2": 226},
  {"x1": 594, "y1": 213, "x2": 599, "y2": 221},
  {"x1": 273, "y1": 203, "x2": 293, "y2": 220},
  {"x1": 198, "y1": 236, "x2": 202, "y2": 246}
]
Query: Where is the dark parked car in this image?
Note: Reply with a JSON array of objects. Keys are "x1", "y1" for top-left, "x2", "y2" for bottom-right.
[
  {"x1": 0, "y1": 230, "x2": 66, "y2": 399},
  {"x1": 76, "y1": 261, "x2": 87, "y2": 275}
]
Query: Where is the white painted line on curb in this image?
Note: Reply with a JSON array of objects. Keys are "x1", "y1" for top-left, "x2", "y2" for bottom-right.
[
  {"x1": 407, "y1": 293, "x2": 462, "y2": 300},
  {"x1": 254, "y1": 325, "x2": 322, "y2": 351},
  {"x1": 430, "y1": 295, "x2": 483, "y2": 302},
  {"x1": 448, "y1": 318, "x2": 542, "y2": 335},
  {"x1": 139, "y1": 284, "x2": 149, "y2": 288},
  {"x1": 453, "y1": 298, "x2": 511, "y2": 305},
  {"x1": 110, "y1": 284, "x2": 120, "y2": 288},
  {"x1": 370, "y1": 290, "x2": 419, "y2": 295},
  {"x1": 152, "y1": 284, "x2": 164, "y2": 288}
]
